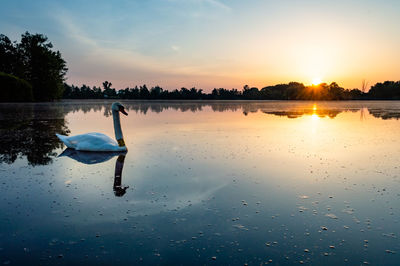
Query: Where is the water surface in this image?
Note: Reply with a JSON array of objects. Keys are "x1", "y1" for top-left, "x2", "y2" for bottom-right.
[{"x1": 0, "y1": 100, "x2": 399, "y2": 265}]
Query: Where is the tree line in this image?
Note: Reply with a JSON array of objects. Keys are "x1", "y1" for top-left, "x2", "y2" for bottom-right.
[
  {"x1": 1, "y1": 32, "x2": 400, "y2": 102},
  {"x1": 63, "y1": 81, "x2": 400, "y2": 100}
]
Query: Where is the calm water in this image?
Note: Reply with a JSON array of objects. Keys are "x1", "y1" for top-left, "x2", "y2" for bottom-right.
[{"x1": 0, "y1": 100, "x2": 399, "y2": 265}]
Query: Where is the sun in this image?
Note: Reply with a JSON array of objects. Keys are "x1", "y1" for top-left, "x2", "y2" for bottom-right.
[{"x1": 311, "y1": 77, "x2": 322, "y2": 85}]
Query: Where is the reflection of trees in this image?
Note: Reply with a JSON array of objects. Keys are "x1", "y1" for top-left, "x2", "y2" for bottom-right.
[
  {"x1": 262, "y1": 109, "x2": 343, "y2": 119},
  {"x1": 0, "y1": 104, "x2": 69, "y2": 165},
  {"x1": 1, "y1": 100, "x2": 399, "y2": 166},
  {"x1": 368, "y1": 109, "x2": 400, "y2": 120},
  {"x1": 57, "y1": 100, "x2": 400, "y2": 121},
  {"x1": 56, "y1": 101, "x2": 359, "y2": 118}
]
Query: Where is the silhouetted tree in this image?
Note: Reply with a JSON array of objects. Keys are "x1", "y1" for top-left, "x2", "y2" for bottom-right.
[
  {"x1": 102, "y1": 81, "x2": 117, "y2": 98},
  {"x1": 150, "y1": 85, "x2": 163, "y2": 99},
  {"x1": 139, "y1": 85, "x2": 150, "y2": 99},
  {"x1": 18, "y1": 32, "x2": 67, "y2": 100},
  {"x1": 60, "y1": 80, "x2": 399, "y2": 101},
  {"x1": 368, "y1": 81, "x2": 400, "y2": 99},
  {"x1": 243, "y1": 85, "x2": 260, "y2": 99},
  {"x1": 0, "y1": 32, "x2": 67, "y2": 101}
]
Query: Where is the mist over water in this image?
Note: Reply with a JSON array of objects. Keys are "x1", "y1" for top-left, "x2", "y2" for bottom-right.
[{"x1": 0, "y1": 100, "x2": 399, "y2": 265}]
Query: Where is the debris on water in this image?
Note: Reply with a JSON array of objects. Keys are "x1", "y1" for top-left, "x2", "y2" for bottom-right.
[
  {"x1": 298, "y1": 206, "x2": 308, "y2": 212},
  {"x1": 385, "y1": 250, "x2": 396, "y2": 254},
  {"x1": 325, "y1": 213, "x2": 338, "y2": 219},
  {"x1": 233, "y1": 224, "x2": 248, "y2": 231},
  {"x1": 342, "y1": 208, "x2": 355, "y2": 215}
]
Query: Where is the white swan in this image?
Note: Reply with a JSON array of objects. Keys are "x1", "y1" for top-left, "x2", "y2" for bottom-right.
[{"x1": 56, "y1": 102, "x2": 128, "y2": 151}]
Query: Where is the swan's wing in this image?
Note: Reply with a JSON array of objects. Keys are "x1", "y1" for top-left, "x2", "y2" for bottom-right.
[
  {"x1": 73, "y1": 133, "x2": 123, "y2": 151},
  {"x1": 56, "y1": 132, "x2": 126, "y2": 152}
]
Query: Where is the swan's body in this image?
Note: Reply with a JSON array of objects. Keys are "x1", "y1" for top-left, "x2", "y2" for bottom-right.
[
  {"x1": 56, "y1": 132, "x2": 125, "y2": 152},
  {"x1": 56, "y1": 102, "x2": 128, "y2": 152}
]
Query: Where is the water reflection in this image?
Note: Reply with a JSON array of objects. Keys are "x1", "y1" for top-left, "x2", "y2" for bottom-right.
[
  {"x1": 0, "y1": 104, "x2": 69, "y2": 165},
  {"x1": 2, "y1": 100, "x2": 400, "y2": 119},
  {"x1": 59, "y1": 149, "x2": 129, "y2": 197},
  {"x1": 75, "y1": 100, "x2": 400, "y2": 120},
  {"x1": 113, "y1": 154, "x2": 129, "y2": 197},
  {"x1": 1, "y1": 101, "x2": 400, "y2": 167},
  {"x1": 1, "y1": 101, "x2": 400, "y2": 265}
]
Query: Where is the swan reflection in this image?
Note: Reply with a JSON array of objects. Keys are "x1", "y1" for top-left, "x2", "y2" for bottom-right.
[
  {"x1": 59, "y1": 149, "x2": 129, "y2": 197},
  {"x1": 113, "y1": 154, "x2": 128, "y2": 197}
]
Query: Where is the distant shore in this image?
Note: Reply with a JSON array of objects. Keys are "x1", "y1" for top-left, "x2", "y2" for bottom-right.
[{"x1": 61, "y1": 81, "x2": 400, "y2": 102}]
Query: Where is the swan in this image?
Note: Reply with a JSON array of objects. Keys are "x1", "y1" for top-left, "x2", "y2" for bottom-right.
[{"x1": 56, "y1": 102, "x2": 128, "y2": 151}]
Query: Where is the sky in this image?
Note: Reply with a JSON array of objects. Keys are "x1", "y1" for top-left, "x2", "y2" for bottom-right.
[{"x1": 1, "y1": 0, "x2": 400, "y2": 91}]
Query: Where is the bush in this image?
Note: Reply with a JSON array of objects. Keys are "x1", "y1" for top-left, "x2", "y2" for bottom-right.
[{"x1": 0, "y1": 72, "x2": 33, "y2": 102}]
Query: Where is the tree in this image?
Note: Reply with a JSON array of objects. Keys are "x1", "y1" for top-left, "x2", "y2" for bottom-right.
[
  {"x1": 150, "y1": 85, "x2": 163, "y2": 99},
  {"x1": 243, "y1": 85, "x2": 260, "y2": 99},
  {"x1": 102, "y1": 81, "x2": 117, "y2": 98},
  {"x1": 18, "y1": 32, "x2": 67, "y2": 100},
  {"x1": 0, "y1": 32, "x2": 67, "y2": 101},
  {"x1": 0, "y1": 35, "x2": 21, "y2": 75},
  {"x1": 368, "y1": 81, "x2": 400, "y2": 99},
  {"x1": 139, "y1": 84, "x2": 150, "y2": 99}
]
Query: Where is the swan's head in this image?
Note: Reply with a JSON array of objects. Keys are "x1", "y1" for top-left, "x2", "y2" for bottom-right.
[{"x1": 112, "y1": 102, "x2": 128, "y2": 116}]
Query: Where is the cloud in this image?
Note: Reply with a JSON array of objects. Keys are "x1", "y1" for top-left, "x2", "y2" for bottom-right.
[
  {"x1": 52, "y1": 11, "x2": 182, "y2": 77},
  {"x1": 204, "y1": 0, "x2": 231, "y2": 11},
  {"x1": 167, "y1": 0, "x2": 231, "y2": 12},
  {"x1": 47, "y1": 4, "x2": 242, "y2": 90}
]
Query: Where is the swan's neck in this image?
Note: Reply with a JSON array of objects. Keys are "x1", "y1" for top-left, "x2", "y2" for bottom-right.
[{"x1": 112, "y1": 110, "x2": 125, "y2": 147}]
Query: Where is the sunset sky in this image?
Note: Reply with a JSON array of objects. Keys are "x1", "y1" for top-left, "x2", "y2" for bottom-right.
[{"x1": 1, "y1": 0, "x2": 399, "y2": 91}]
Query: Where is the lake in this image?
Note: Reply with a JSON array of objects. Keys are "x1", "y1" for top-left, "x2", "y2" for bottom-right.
[{"x1": 0, "y1": 100, "x2": 399, "y2": 265}]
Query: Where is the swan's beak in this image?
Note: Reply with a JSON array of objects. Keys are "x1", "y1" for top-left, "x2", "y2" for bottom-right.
[{"x1": 120, "y1": 108, "x2": 128, "y2": 116}]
